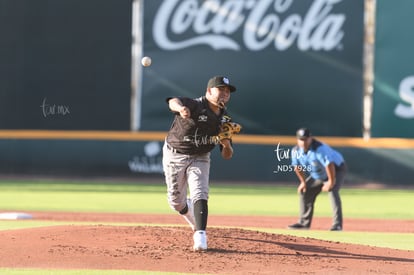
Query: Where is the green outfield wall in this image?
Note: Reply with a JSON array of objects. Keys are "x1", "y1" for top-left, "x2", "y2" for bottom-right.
[
  {"x1": 0, "y1": 1, "x2": 412, "y2": 185},
  {"x1": 371, "y1": 0, "x2": 414, "y2": 137},
  {"x1": 0, "y1": 0, "x2": 133, "y2": 130},
  {"x1": 0, "y1": 132, "x2": 412, "y2": 186}
]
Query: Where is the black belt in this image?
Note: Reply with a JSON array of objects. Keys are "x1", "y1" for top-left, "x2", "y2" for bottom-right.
[
  {"x1": 166, "y1": 143, "x2": 182, "y2": 154},
  {"x1": 335, "y1": 162, "x2": 346, "y2": 171}
]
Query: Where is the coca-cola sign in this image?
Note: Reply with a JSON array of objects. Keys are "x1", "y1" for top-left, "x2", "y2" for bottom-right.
[{"x1": 153, "y1": 0, "x2": 345, "y2": 51}]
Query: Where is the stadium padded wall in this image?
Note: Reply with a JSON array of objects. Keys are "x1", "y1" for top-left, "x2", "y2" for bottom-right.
[
  {"x1": 0, "y1": 0, "x2": 133, "y2": 130},
  {"x1": 0, "y1": 136, "x2": 412, "y2": 186}
]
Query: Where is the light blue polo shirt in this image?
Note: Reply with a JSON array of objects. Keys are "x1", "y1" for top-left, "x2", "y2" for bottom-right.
[{"x1": 291, "y1": 139, "x2": 344, "y2": 180}]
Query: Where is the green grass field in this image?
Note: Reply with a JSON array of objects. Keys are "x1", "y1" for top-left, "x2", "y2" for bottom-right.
[
  {"x1": 0, "y1": 179, "x2": 412, "y2": 275},
  {"x1": 0, "y1": 179, "x2": 412, "y2": 218}
]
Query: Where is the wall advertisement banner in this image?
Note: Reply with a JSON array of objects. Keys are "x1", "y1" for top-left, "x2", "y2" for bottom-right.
[
  {"x1": 371, "y1": 1, "x2": 414, "y2": 137},
  {"x1": 140, "y1": 0, "x2": 364, "y2": 137}
]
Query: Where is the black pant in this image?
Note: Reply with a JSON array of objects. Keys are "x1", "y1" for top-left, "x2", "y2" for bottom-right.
[{"x1": 298, "y1": 163, "x2": 347, "y2": 228}]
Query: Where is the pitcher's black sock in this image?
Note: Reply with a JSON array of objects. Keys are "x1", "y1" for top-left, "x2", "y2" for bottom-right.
[
  {"x1": 193, "y1": 199, "x2": 208, "y2": 230},
  {"x1": 179, "y1": 204, "x2": 188, "y2": 215}
]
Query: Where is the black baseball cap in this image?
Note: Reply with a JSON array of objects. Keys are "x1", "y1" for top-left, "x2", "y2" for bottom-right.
[
  {"x1": 296, "y1": 128, "x2": 312, "y2": 140},
  {"x1": 207, "y1": 76, "x2": 236, "y2": 92}
]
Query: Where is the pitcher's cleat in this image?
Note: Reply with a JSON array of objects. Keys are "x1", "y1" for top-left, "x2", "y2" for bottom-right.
[
  {"x1": 193, "y1": 230, "x2": 208, "y2": 252},
  {"x1": 330, "y1": 225, "x2": 342, "y2": 231},
  {"x1": 288, "y1": 223, "x2": 309, "y2": 230}
]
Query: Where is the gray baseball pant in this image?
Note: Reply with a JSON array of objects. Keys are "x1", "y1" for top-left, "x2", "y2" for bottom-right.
[
  {"x1": 299, "y1": 163, "x2": 347, "y2": 228},
  {"x1": 162, "y1": 142, "x2": 210, "y2": 213}
]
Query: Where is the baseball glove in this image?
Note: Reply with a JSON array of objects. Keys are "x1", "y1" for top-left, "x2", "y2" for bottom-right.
[{"x1": 216, "y1": 121, "x2": 242, "y2": 142}]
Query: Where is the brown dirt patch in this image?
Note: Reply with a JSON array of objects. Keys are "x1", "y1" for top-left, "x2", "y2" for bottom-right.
[{"x1": 0, "y1": 211, "x2": 413, "y2": 274}]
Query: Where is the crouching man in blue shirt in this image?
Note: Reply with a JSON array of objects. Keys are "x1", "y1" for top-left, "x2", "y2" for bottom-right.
[{"x1": 289, "y1": 128, "x2": 347, "y2": 231}]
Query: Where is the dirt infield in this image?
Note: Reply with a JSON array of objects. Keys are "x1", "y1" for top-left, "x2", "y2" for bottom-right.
[{"x1": 0, "y1": 212, "x2": 413, "y2": 274}]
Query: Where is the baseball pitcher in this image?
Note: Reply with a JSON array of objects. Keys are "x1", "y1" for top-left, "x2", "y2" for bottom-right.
[{"x1": 162, "y1": 76, "x2": 241, "y2": 251}]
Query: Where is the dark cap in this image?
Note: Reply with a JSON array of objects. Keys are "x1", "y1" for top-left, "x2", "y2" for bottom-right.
[
  {"x1": 207, "y1": 76, "x2": 236, "y2": 92},
  {"x1": 296, "y1": 128, "x2": 312, "y2": 139}
]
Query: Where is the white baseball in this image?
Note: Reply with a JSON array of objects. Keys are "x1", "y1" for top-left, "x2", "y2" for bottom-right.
[{"x1": 141, "y1": 56, "x2": 152, "y2": 67}]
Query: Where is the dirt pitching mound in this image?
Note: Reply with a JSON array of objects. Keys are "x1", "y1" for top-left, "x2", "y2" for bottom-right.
[{"x1": 0, "y1": 223, "x2": 413, "y2": 274}]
